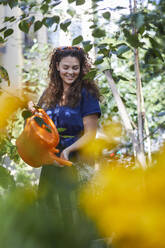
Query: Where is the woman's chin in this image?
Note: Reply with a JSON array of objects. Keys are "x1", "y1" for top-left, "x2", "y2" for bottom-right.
[{"x1": 63, "y1": 80, "x2": 75, "y2": 85}]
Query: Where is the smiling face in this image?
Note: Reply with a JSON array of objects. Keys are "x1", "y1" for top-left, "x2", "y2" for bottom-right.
[{"x1": 56, "y1": 56, "x2": 80, "y2": 90}]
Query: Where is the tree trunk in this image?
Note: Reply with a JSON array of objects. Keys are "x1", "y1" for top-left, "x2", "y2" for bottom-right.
[
  {"x1": 134, "y1": 49, "x2": 144, "y2": 153},
  {"x1": 131, "y1": 0, "x2": 149, "y2": 168},
  {"x1": 134, "y1": 49, "x2": 147, "y2": 168},
  {"x1": 104, "y1": 70, "x2": 137, "y2": 157}
]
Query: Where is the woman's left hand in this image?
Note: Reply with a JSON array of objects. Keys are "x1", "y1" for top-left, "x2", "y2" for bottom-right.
[{"x1": 60, "y1": 148, "x2": 70, "y2": 160}]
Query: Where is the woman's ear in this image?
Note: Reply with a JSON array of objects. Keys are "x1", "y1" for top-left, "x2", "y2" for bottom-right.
[{"x1": 56, "y1": 62, "x2": 59, "y2": 71}]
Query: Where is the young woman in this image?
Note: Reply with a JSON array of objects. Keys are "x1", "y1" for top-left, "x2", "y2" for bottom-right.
[{"x1": 28, "y1": 46, "x2": 102, "y2": 247}]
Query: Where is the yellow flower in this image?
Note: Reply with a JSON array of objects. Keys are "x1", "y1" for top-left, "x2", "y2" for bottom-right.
[
  {"x1": 80, "y1": 121, "x2": 122, "y2": 161},
  {"x1": 80, "y1": 145, "x2": 165, "y2": 248},
  {"x1": 0, "y1": 87, "x2": 31, "y2": 129}
]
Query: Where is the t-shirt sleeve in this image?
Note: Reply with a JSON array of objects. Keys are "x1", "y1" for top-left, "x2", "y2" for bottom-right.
[{"x1": 81, "y1": 88, "x2": 101, "y2": 118}]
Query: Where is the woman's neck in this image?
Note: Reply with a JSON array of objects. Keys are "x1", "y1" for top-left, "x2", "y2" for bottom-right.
[
  {"x1": 59, "y1": 86, "x2": 70, "y2": 106},
  {"x1": 63, "y1": 84, "x2": 70, "y2": 93}
]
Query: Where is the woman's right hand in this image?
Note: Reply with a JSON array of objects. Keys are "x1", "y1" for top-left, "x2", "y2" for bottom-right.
[{"x1": 28, "y1": 101, "x2": 36, "y2": 114}]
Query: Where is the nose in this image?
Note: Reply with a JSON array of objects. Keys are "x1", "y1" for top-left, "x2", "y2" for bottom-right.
[{"x1": 68, "y1": 68, "x2": 74, "y2": 74}]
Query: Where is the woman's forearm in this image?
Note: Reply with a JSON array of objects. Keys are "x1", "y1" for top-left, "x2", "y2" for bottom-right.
[
  {"x1": 70, "y1": 131, "x2": 96, "y2": 152},
  {"x1": 60, "y1": 114, "x2": 99, "y2": 160},
  {"x1": 60, "y1": 131, "x2": 96, "y2": 160}
]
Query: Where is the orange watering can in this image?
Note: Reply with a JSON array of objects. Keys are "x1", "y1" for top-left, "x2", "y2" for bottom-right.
[{"x1": 16, "y1": 108, "x2": 72, "y2": 167}]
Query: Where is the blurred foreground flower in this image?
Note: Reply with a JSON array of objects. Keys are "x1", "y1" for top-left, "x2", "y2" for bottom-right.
[
  {"x1": 0, "y1": 86, "x2": 32, "y2": 129},
  {"x1": 80, "y1": 121, "x2": 123, "y2": 161},
  {"x1": 80, "y1": 144, "x2": 165, "y2": 248}
]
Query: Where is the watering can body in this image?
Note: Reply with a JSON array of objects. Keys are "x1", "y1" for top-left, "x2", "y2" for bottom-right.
[{"x1": 16, "y1": 109, "x2": 72, "y2": 167}]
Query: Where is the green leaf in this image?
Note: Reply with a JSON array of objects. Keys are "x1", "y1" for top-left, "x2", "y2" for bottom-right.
[
  {"x1": 43, "y1": 0, "x2": 51, "y2": 3},
  {"x1": 98, "y1": 46, "x2": 110, "y2": 57},
  {"x1": 4, "y1": 16, "x2": 16, "y2": 22},
  {"x1": 0, "y1": 27, "x2": 7, "y2": 32},
  {"x1": 135, "y1": 13, "x2": 145, "y2": 31},
  {"x1": 4, "y1": 28, "x2": 13, "y2": 38},
  {"x1": 20, "y1": 13, "x2": 28, "y2": 20},
  {"x1": 72, "y1": 35, "x2": 83, "y2": 45},
  {"x1": 123, "y1": 29, "x2": 141, "y2": 48},
  {"x1": 19, "y1": 20, "x2": 30, "y2": 33},
  {"x1": 22, "y1": 110, "x2": 33, "y2": 120},
  {"x1": 116, "y1": 45, "x2": 130, "y2": 56},
  {"x1": 102, "y1": 11, "x2": 111, "y2": 20},
  {"x1": 94, "y1": 55, "x2": 104, "y2": 65},
  {"x1": 128, "y1": 92, "x2": 136, "y2": 95},
  {"x1": 67, "y1": 8, "x2": 76, "y2": 17},
  {"x1": 128, "y1": 34, "x2": 139, "y2": 47},
  {"x1": 60, "y1": 19, "x2": 71, "y2": 32},
  {"x1": 51, "y1": 15, "x2": 60, "y2": 24},
  {"x1": 152, "y1": 48, "x2": 164, "y2": 61},
  {"x1": 129, "y1": 64, "x2": 134, "y2": 71},
  {"x1": 40, "y1": 4, "x2": 49, "y2": 14},
  {"x1": 115, "y1": 6, "x2": 126, "y2": 10},
  {"x1": 60, "y1": 135, "x2": 74, "y2": 138},
  {"x1": 0, "y1": 36, "x2": 5, "y2": 43},
  {"x1": 43, "y1": 17, "x2": 53, "y2": 27},
  {"x1": 8, "y1": 0, "x2": 18, "y2": 9},
  {"x1": 149, "y1": 37, "x2": 160, "y2": 48},
  {"x1": 34, "y1": 21, "x2": 43, "y2": 32},
  {"x1": 82, "y1": 40, "x2": 93, "y2": 52},
  {"x1": 97, "y1": 43, "x2": 109, "y2": 49},
  {"x1": 144, "y1": 48, "x2": 164, "y2": 63},
  {"x1": 0, "y1": 166, "x2": 15, "y2": 189},
  {"x1": 57, "y1": 128, "x2": 67, "y2": 133},
  {"x1": 83, "y1": 69, "x2": 97, "y2": 80},
  {"x1": 89, "y1": 24, "x2": 97, "y2": 29},
  {"x1": 0, "y1": 65, "x2": 10, "y2": 86},
  {"x1": 68, "y1": 0, "x2": 76, "y2": 3},
  {"x1": 92, "y1": 28, "x2": 106, "y2": 38},
  {"x1": 76, "y1": 0, "x2": 85, "y2": 5},
  {"x1": 43, "y1": 16, "x2": 60, "y2": 28},
  {"x1": 138, "y1": 25, "x2": 145, "y2": 35},
  {"x1": 118, "y1": 75, "x2": 129, "y2": 81}
]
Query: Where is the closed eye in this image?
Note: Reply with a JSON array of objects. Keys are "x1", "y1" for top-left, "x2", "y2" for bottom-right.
[
  {"x1": 63, "y1": 66, "x2": 80, "y2": 70},
  {"x1": 73, "y1": 66, "x2": 80, "y2": 70}
]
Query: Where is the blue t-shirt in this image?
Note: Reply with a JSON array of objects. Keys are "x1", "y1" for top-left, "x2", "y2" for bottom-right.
[{"x1": 46, "y1": 88, "x2": 101, "y2": 150}]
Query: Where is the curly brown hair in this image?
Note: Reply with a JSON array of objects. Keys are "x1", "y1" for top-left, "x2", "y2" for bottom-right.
[{"x1": 38, "y1": 46, "x2": 100, "y2": 109}]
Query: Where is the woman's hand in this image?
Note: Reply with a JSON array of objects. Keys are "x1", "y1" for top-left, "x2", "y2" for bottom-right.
[
  {"x1": 28, "y1": 101, "x2": 36, "y2": 114},
  {"x1": 60, "y1": 115, "x2": 98, "y2": 161},
  {"x1": 53, "y1": 161, "x2": 64, "y2": 167},
  {"x1": 60, "y1": 147, "x2": 70, "y2": 161}
]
